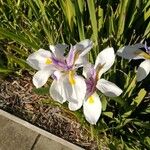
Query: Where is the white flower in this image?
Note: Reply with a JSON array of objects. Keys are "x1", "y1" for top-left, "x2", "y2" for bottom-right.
[
  {"x1": 27, "y1": 39, "x2": 93, "y2": 109},
  {"x1": 82, "y1": 47, "x2": 123, "y2": 125},
  {"x1": 50, "y1": 39, "x2": 93, "y2": 108},
  {"x1": 117, "y1": 42, "x2": 150, "y2": 81}
]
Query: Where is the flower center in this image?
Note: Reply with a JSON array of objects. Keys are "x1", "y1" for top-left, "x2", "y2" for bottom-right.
[
  {"x1": 69, "y1": 70, "x2": 76, "y2": 85},
  {"x1": 88, "y1": 96, "x2": 94, "y2": 104},
  {"x1": 45, "y1": 58, "x2": 52, "y2": 64},
  {"x1": 51, "y1": 57, "x2": 68, "y2": 70}
]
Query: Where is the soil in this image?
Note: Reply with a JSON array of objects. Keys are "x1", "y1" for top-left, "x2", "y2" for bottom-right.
[{"x1": 0, "y1": 72, "x2": 108, "y2": 150}]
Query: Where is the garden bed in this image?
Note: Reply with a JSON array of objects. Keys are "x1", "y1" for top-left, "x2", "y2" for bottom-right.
[{"x1": 0, "y1": 73, "x2": 107, "y2": 150}]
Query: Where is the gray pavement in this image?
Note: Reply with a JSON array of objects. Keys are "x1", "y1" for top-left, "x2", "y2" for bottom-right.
[{"x1": 0, "y1": 110, "x2": 83, "y2": 150}]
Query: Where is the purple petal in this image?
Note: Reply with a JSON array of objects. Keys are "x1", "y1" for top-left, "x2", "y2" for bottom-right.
[
  {"x1": 90, "y1": 67, "x2": 96, "y2": 78},
  {"x1": 85, "y1": 76, "x2": 97, "y2": 97},
  {"x1": 66, "y1": 45, "x2": 76, "y2": 67},
  {"x1": 51, "y1": 56, "x2": 67, "y2": 70}
]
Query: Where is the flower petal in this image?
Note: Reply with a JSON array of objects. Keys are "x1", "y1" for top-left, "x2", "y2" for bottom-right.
[
  {"x1": 94, "y1": 47, "x2": 115, "y2": 77},
  {"x1": 66, "y1": 40, "x2": 93, "y2": 67},
  {"x1": 53, "y1": 70, "x2": 64, "y2": 80},
  {"x1": 67, "y1": 74, "x2": 87, "y2": 103},
  {"x1": 74, "y1": 54, "x2": 88, "y2": 67},
  {"x1": 33, "y1": 70, "x2": 53, "y2": 88},
  {"x1": 83, "y1": 63, "x2": 94, "y2": 78},
  {"x1": 50, "y1": 73, "x2": 86, "y2": 104},
  {"x1": 137, "y1": 60, "x2": 150, "y2": 81},
  {"x1": 66, "y1": 45, "x2": 76, "y2": 67},
  {"x1": 83, "y1": 92, "x2": 102, "y2": 125},
  {"x1": 27, "y1": 49, "x2": 52, "y2": 70},
  {"x1": 68, "y1": 100, "x2": 83, "y2": 111},
  {"x1": 78, "y1": 39, "x2": 93, "y2": 56},
  {"x1": 96, "y1": 79, "x2": 122, "y2": 97},
  {"x1": 50, "y1": 77, "x2": 68, "y2": 103},
  {"x1": 74, "y1": 39, "x2": 93, "y2": 57},
  {"x1": 117, "y1": 44, "x2": 145, "y2": 60},
  {"x1": 49, "y1": 44, "x2": 67, "y2": 59}
]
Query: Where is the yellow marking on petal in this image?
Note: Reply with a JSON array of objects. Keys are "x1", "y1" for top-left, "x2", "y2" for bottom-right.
[
  {"x1": 88, "y1": 96, "x2": 94, "y2": 104},
  {"x1": 45, "y1": 58, "x2": 52, "y2": 64},
  {"x1": 73, "y1": 51, "x2": 80, "y2": 65},
  {"x1": 96, "y1": 63, "x2": 105, "y2": 80},
  {"x1": 134, "y1": 50, "x2": 150, "y2": 59},
  {"x1": 69, "y1": 71, "x2": 76, "y2": 85}
]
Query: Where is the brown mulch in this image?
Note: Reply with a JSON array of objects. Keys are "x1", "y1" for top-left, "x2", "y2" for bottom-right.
[{"x1": 0, "y1": 73, "x2": 108, "y2": 150}]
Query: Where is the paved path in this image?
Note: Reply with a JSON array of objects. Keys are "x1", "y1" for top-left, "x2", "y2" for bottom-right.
[{"x1": 0, "y1": 110, "x2": 83, "y2": 150}]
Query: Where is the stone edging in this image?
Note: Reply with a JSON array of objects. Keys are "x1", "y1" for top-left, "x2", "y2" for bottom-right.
[{"x1": 0, "y1": 109, "x2": 84, "y2": 150}]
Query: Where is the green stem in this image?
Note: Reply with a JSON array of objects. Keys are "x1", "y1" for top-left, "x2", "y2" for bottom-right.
[{"x1": 90, "y1": 124, "x2": 94, "y2": 140}]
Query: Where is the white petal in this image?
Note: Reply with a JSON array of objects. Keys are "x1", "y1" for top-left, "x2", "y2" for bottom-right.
[
  {"x1": 68, "y1": 100, "x2": 83, "y2": 111},
  {"x1": 50, "y1": 74, "x2": 86, "y2": 104},
  {"x1": 83, "y1": 63, "x2": 94, "y2": 78},
  {"x1": 66, "y1": 75, "x2": 87, "y2": 103},
  {"x1": 74, "y1": 39, "x2": 93, "y2": 57},
  {"x1": 33, "y1": 70, "x2": 53, "y2": 88},
  {"x1": 53, "y1": 70, "x2": 64, "y2": 80},
  {"x1": 137, "y1": 60, "x2": 150, "y2": 81},
  {"x1": 74, "y1": 55, "x2": 88, "y2": 67},
  {"x1": 94, "y1": 47, "x2": 115, "y2": 77},
  {"x1": 50, "y1": 77, "x2": 68, "y2": 103},
  {"x1": 49, "y1": 44, "x2": 67, "y2": 59},
  {"x1": 96, "y1": 79, "x2": 123, "y2": 97},
  {"x1": 27, "y1": 49, "x2": 52, "y2": 70},
  {"x1": 83, "y1": 92, "x2": 102, "y2": 125},
  {"x1": 117, "y1": 43, "x2": 145, "y2": 60}
]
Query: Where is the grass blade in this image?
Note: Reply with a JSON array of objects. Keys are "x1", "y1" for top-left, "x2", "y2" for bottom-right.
[
  {"x1": 86, "y1": 0, "x2": 98, "y2": 46},
  {"x1": 122, "y1": 88, "x2": 147, "y2": 118},
  {"x1": 74, "y1": 0, "x2": 85, "y2": 40},
  {"x1": 0, "y1": 27, "x2": 39, "y2": 49}
]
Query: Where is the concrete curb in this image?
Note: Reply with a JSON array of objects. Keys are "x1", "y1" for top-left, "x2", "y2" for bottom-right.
[{"x1": 0, "y1": 109, "x2": 84, "y2": 150}]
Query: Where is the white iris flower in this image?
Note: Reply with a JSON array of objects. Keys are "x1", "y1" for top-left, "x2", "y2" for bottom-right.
[
  {"x1": 117, "y1": 42, "x2": 150, "y2": 81},
  {"x1": 27, "y1": 39, "x2": 93, "y2": 109},
  {"x1": 82, "y1": 47, "x2": 123, "y2": 125}
]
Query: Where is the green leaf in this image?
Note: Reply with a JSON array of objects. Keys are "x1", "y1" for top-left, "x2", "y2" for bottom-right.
[
  {"x1": 0, "y1": 27, "x2": 39, "y2": 50},
  {"x1": 133, "y1": 89, "x2": 147, "y2": 105},
  {"x1": 111, "y1": 96, "x2": 125, "y2": 107},
  {"x1": 74, "y1": 0, "x2": 85, "y2": 40},
  {"x1": 6, "y1": 54, "x2": 29, "y2": 69},
  {"x1": 122, "y1": 88, "x2": 147, "y2": 118},
  {"x1": 87, "y1": 0, "x2": 98, "y2": 46},
  {"x1": 123, "y1": 76, "x2": 136, "y2": 98},
  {"x1": 59, "y1": 0, "x2": 75, "y2": 31},
  {"x1": 41, "y1": 21, "x2": 54, "y2": 44},
  {"x1": 144, "y1": 8, "x2": 150, "y2": 21},
  {"x1": 117, "y1": 0, "x2": 129, "y2": 39},
  {"x1": 144, "y1": 21, "x2": 150, "y2": 37},
  {"x1": 101, "y1": 95, "x2": 107, "y2": 111},
  {"x1": 97, "y1": 6, "x2": 103, "y2": 33},
  {"x1": 8, "y1": 45, "x2": 28, "y2": 57},
  {"x1": 103, "y1": 112, "x2": 113, "y2": 118},
  {"x1": 144, "y1": 137, "x2": 150, "y2": 148},
  {"x1": 0, "y1": 68, "x2": 12, "y2": 74},
  {"x1": 134, "y1": 121, "x2": 150, "y2": 129},
  {"x1": 34, "y1": 0, "x2": 49, "y2": 24}
]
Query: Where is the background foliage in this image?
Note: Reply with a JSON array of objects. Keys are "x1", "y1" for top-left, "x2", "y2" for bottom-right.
[{"x1": 0, "y1": 0, "x2": 150, "y2": 149}]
